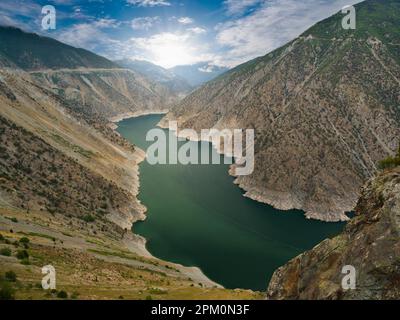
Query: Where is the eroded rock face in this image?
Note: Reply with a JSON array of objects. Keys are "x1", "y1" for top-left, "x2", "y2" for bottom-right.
[
  {"x1": 162, "y1": 0, "x2": 400, "y2": 221},
  {"x1": 267, "y1": 167, "x2": 400, "y2": 300}
]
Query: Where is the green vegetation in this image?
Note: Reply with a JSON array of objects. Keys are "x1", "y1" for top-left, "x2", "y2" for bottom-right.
[
  {"x1": 0, "y1": 248, "x2": 11, "y2": 256},
  {"x1": 82, "y1": 214, "x2": 96, "y2": 223},
  {"x1": 0, "y1": 281, "x2": 15, "y2": 300},
  {"x1": 148, "y1": 288, "x2": 168, "y2": 295},
  {"x1": 378, "y1": 144, "x2": 400, "y2": 170},
  {"x1": 70, "y1": 291, "x2": 80, "y2": 299},
  {"x1": 25, "y1": 232, "x2": 56, "y2": 242},
  {"x1": 16, "y1": 249, "x2": 29, "y2": 260},
  {"x1": 0, "y1": 271, "x2": 17, "y2": 300},
  {"x1": 19, "y1": 237, "x2": 30, "y2": 244},
  {"x1": 4, "y1": 271, "x2": 17, "y2": 282},
  {"x1": 57, "y1": 290, "x2": 68, "y2": 299},
  {"x1": 19, "y1": 237, "x2": 30, "y2": 248}
]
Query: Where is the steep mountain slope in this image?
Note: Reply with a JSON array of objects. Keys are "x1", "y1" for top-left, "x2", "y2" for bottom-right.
[
  {"x1": 29, "y1": 68, "x2": 172, "y2": 119},
  {"x1": 267, "y1": 165, "x2": 400, "y2": 300},
  {"x1": 0, "y1": 26, "x2": 117, "y2": 70},
  {"x1": 0, "y1": 27, "x2": 176, "y2": 119},
  {"x1": 0, "y1": 69, "x2": 145, "y2": 230},
  {"x1": 115, "y1": 59, "x2": 192, "y2": 96},
  {"x1": 162, "y1": 0, "x2": 400, "y2": 221},
  {"x1": 169, "y1": 63, "x2": 229, "y2": 87}
]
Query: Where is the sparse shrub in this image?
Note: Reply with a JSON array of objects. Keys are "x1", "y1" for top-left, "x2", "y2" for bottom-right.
[
  {"x1": 19, "y1": 237, "x2": 30, "y2": 245},
  {"x1": 4, "y1": 271, "x2": 17, "y2": 282},
  {"x1": 20, "y1": 258, "x2": 30, "y2": 265},
  {"x1": 145, "y1": 295, "x2": 153, "y2": 300},
  {"x1": 379, "y1": 143, "x2": 400, "y2": 170},
  {"x1": 0, "y1": 234, "x2": 4, "y2": 241},
  {"x1": 82, "y1": 215, "x2": 95, "y2": 223},
  {"x1": 378, "y1": 156, "x2": 400, "y2": 170},
  {"x1": 0, "y1": 282, "x2": 15, "y2": 300},
  {"x1": 19, "y1": 237, "x2": 30, "y2": 248},
  {"x1": 70, "y1": 291, "x2": 80, "y2": 299},
  {"x1": 0, "y1": 248, "x2": 11, "y2": 256},
  {"x1": 100, "y1": 203, "x2": 108, "y2": 210},
  {"x1": 16, "y1": 249, "x2": 29, "y2": 260},
  {"x1": 57, "y1": 290, "x2": 68, "y2": 299},
  {"x1": 148, "y1": 288, "x2": 168, "y2": 295}
]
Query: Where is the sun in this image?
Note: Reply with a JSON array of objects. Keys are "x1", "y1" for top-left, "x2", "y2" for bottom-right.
[
  {"x1": 153, "y1": 42, "x2": 195, "y2": 69},
  {"x1": 132, "y1": 32, "x2": 202, "y2": 69}
]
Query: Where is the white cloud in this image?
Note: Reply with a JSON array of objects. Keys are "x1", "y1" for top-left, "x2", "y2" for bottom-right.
[
  {"x1": 0, "y1": 13, "x2": 31, "y2": 30},
  {"x1": 198, "y1": 64, "x2": 216, "y2": 73},
  {"x1": 223, "y1": 0, "x2": 262, "y2": 15},
  {"x1": 93, "y1": 18, "x2": 120, "y2": 28},
  {"x1": 188, "y1": 27, "x2": 206, "y2": 34},
  {"x1": 178, "y1": 17, "x2": 194, "y2": 25},
  {"x1": 56, "y1": 23, "x2": 106, "y2": 49},
  {"x1": 216, "y1": 0, "x2": 363, "y2": 67},
  {"x1": 127, "y1": 0, "x2": 171, "y2": 7},
  {"x1": 131, "y1": 16, "x2": 160, "y2": 30}
]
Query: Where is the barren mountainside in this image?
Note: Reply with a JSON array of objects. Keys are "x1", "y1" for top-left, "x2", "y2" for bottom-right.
[
  {"x1": 30, "y1": 68, "x2": 174, "y2": 119},
  {"x1": 0, "y1": 68, "x2": 146, "y2": 230},
  {"x1": 161, "y1": 0, "x2": 400, "y2": 221}
]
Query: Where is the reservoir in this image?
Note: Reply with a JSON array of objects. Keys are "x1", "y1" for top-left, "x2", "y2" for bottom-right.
[{"x1": 117, "y1": 114, "x2": 346, "y2": 291}]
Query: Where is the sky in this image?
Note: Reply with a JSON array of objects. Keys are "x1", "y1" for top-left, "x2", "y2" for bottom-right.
[{"x1": 0, "y1": 0, "x2": 363, "y2": 69}]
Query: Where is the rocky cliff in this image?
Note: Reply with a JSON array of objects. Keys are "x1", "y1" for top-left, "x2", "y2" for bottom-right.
[
  {"x1": 267, "y1": 165, "x2": 400, "y2": 299},
  {"x1": 161, "y1": 0, "x2": 400, "y2": 221}
]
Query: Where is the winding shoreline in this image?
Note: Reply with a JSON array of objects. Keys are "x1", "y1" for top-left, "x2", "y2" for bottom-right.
[
  {"x1": 110, "y1": 112, "x2": 224, "y2": 289},
  {"x1": 157, "y1": 116, "x2": 351, "y2": 223}
]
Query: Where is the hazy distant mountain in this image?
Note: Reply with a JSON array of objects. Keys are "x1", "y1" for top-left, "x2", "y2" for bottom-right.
[
  {"x1": 115, "y1": 59, "x2": 192, "y2": 95},
  {"x1": 169, "y1": 63, "x2": 229, "y2": 87},
  {"x1": 161, "y1": 0, "x2": 400, "y2": 222},
  {"x1": 0, "y1": 26, "x2": 117, "y2": 70}
]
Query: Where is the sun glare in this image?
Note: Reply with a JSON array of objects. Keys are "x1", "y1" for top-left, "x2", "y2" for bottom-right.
[
  {"x1": 132, "y1": 32, "x2": 203, "y2": 69},
  {"x1": 153, "y1": 43, "x2": 194, "y2": 69}
]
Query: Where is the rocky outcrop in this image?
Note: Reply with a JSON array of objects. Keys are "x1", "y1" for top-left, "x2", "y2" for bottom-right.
[
  {"x1": 267, "y1": 166, "x2": 400, "y2": 300},
  {"x1": 161, "y1": 0, "x2": 400, "y2": 221}
]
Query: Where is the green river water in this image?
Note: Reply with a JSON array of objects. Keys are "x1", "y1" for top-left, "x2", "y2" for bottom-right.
[{"x1": 117, "y1": 114, "x2": 346, "y2": 291}]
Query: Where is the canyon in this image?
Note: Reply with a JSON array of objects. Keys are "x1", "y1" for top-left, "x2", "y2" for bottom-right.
[
  {"x1": 0, "y1": 0, "x2": 399, "y2": 300},
  {"x1": 161, "y1": 0, "x2": 400, "y2": 222}
]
